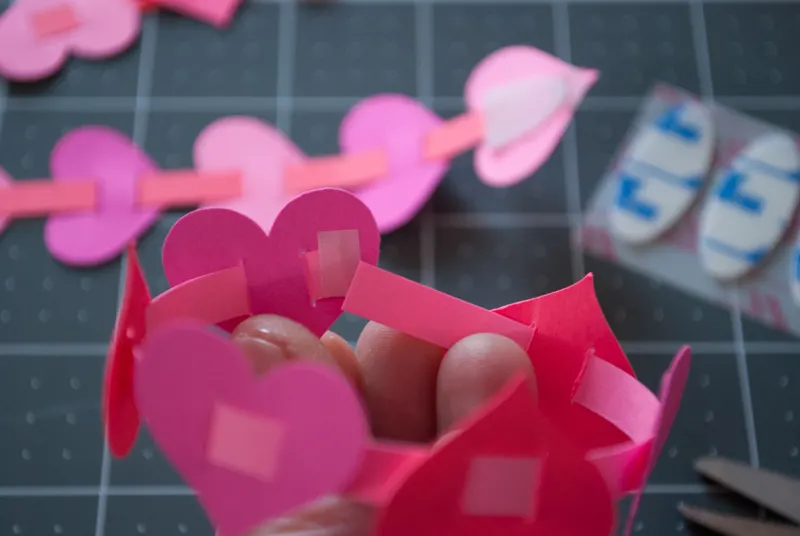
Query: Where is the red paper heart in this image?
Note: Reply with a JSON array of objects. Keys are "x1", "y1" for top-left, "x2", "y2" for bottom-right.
[
  {"x1": 377, "y1": 375, "x2": 616, "y2": 536},
  {"x1": 161, "y1": 188, "x2": 381, "y2": 337}
]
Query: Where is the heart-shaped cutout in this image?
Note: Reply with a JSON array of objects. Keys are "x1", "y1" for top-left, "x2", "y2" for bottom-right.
[
  {"x1": 136, "y1": 323, "x2": 369, "y2": 536},
  {"x1": 45, "y1": 126, "x2": 160, "y2": 266},
  {"x1": 103, "y1": 243, "x2": 151, "y2": 458},
  {"x1": 465, "y1": 45, "x2": 598, "y2": 187},
  {"x1": 162, "y1": 188, "x2": 381, "y2": 336},
  {"x1": 339, "y1": 94, "x2": 449, "y2": 233},
  {"x1": 0, "y1": 0, "x2": 141, "y2": 81},
  {"x1": 194, "y1": 116, "x2": 307, "y2": 232},
  {"x1": 377, "y1": 375, "x2": 616, "y2": 536}
]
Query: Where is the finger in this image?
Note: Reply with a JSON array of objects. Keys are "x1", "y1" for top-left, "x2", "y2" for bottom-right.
[
  {"x1": 355, "y1": 322, "x2": 446, "y2": 442},
  {"x1": 248, "y1": 497, "x2": 374, "y2": 536},
  {"x1": 232, "y1": 315, "x2": 337, "y2": 375},
  {"x1": 437, "y1": 333, "x2": 535, "y2": 433},
  {"x1": 321, "y1": 331, "x2": 363, "y2": 395}
]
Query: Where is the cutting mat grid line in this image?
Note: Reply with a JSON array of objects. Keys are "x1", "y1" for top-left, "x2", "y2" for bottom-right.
[{"x1": 0, "y1": 2, "x2": 798, "y2": 536}]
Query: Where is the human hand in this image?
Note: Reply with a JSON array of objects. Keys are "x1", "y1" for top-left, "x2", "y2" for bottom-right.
[{"x1": 233, "y1": 314, "x2": 536, "y2": 536}]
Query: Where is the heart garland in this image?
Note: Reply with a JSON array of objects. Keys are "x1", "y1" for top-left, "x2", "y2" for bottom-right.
[{"x1": 103, "y1": 188, "x2": 691, "y2": 536}]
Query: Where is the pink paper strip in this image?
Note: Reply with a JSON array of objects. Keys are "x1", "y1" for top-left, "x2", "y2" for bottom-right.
[
  {"x1": 31, "y1": 4, "x2": 79, "y2": 37},
  {"x1": 146, "y1": 266, "x2": 250, "y2": 332},
  {"x1": 572, "y1": 354, "x2": 660, "y2": 444},
  {"x1": 316, "y1": 230, "x2": 361, "y2": 299},
  {"x1": 461, "y1": 456, "x2": 542, "y2": 518},
  {"x1": 207, "y1": 401, "x2": 285, "y2": 482},
  {"x1": 342, "y1": 262, "x2": 535, "y2": 350}
]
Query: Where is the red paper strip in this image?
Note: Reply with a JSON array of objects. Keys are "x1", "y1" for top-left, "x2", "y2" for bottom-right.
[
  {"x1": 0, "y1": 179, "x2": 96, "y2": 218},
  {"x1": 572, "y1": 354, "x2": 660, "y2": 443},
  {"x1": 342, "y1": 262, "x2": 535, "y2": 351},
  {"x1": 284, "y1": 151, "x2": 387, "y2": 193},
  {"x1": 31, "y1": 4, "x2": 80, "y2": 37},
  {"x1": 138, "y1": 170, "x2": 242, "y2": 207},
  {"x1": 424, "y1": 113, "x2": 484, "y2": 161},
  {"x1": 103, "y1": 242, "x2": 151, "y2": 458},
  {"x1": 207, "y1": 401, "x2": 285, "y2": 481},
  {"x1": 344, "y1": 442, "x2": 429, "y2": 506},
  {"x1": 146, "y1": 265, "x2": 250, "y2": 332}
]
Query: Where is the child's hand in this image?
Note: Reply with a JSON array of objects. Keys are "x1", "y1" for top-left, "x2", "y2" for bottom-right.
[{"x1": 233, "y1": 314, "x2": 536, "y2": 536}]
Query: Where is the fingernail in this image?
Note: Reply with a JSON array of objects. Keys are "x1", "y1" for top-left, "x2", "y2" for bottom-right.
[{"x1": 233, "y1": 334, "x2": 287, "y2": 375}]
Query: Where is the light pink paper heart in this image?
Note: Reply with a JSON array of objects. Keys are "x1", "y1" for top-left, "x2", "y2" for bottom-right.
[
  {"x1": 622, "y1": 346, "x2": 691, "y2": 536},
  {"x1": 339, "y1": 94, "x2": 449, "y2": 233},
  {"x1": 465, "y1": 45, "x2": 599, "y2": 187},
  {"x1": 0, "y1": 167, "x2": 12, "y2": 235},
  {"x1": 162, "y1": 188, "x2": 381, "y2": 336},
  {"x1": 136, "y1": 323, "x2": 369, "y2": 536},
  {"x1": 0, "y1": 0, "x2": 140, "y2": 81},
  {"x1": 194, "y1": 116, "x2": 306, "y2": 232},
  {"x1": 45, "y1": 126, "x2": 160, "y2": 266}
]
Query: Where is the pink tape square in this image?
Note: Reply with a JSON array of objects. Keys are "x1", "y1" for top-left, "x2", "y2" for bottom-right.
[
  {"x1": 315, "y1": 230, "x2": 361, "y2": 299},
  {"x1": 31, "y1": 4, "x2": 80, "y2": 37},
  {"x1": 207, "y1": 402, "x2": 284, "y2": 482},
  {"x1": 460, "y1": 456, "x2": 541, "y2": 518}
]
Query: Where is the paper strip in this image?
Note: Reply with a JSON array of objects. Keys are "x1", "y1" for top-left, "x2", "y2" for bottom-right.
[
  {"x1": 343, "y1": 262, "x2": 535, "y2": 350},
  {"x1": 154, "y1": 0, "x2": 243, "y2": 27},
  {"x1": 207, "y1": 401, "x2": 285, "y2": 482},
  {"x1": 284, "y1": 151, "x2": 387, "y2": 193},
  {"x1": 572, "y1": 354, "x2": 660, "y2": 444},
  {"x1": 424, "y1": 113, "x2": 484, "y2": 161},
  {"x1": 461, "y1": 456, "x2": 542, "y2": 518},
  {"x1": 146, "y1": 266, "x2": 250, "y2": 332},
  {"x1": 31, "y1": 4, "x2": 80, "y2": 37},
  {"x1": 314, "y1": 230, "x2": 362, "y2": 299},
  {"x1": 344, "y1": 442, "x2": 429, "y2": 506},
  {"x1": 0, "y1": 180, "x2": 96, "y2": 218},
  {"x1": 138, "y1": 170, "x2": 242, "y2": 207}
]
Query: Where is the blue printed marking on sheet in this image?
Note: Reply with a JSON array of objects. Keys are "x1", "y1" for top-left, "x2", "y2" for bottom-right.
[
  {"x1": 654, "y1": 105, "x2": 701, "y2": 142},
  {"x1": 794, "y1": 249, "x2": 800, "y2": 281},
  {"x1": 615, "y1": 174, "x2": 657, "y2": 220},
  {"x1": 703, "y1": 237, "x2": 768, "y2": 265},
  {"x1": 715, "y1": 170, "x2": 763, "y2": 215}
]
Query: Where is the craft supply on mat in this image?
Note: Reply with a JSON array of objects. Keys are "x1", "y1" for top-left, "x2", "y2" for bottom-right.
[
  {"x1": 141, "y1": 0, "x2": 243, "y2": 27},
  {"x1": 699, "y1": 132, "x2": 800, "y2": 281},
  {"x1": 103, "y1": 187, "x2": 690, "y2": 536},
  {"x1": 0, "y1": 0, "x2": 141, "y2": 81},
  {"x1": 680, "y1": 457, "x2": 800, "y2": 536},
  {"x1": 580, "y1": 84, "x2": 800, "y2": 338},
  {"x1": 609, "y1": 101, "x2": 714, "y2": 245}
]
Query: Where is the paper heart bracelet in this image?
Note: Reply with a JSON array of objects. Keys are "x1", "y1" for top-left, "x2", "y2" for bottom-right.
[
  {"x1": 0, "y1": 45, "x2": 597, "y2": 266},
  {"x1": 104, "y1": 188, "x2": 691, "y2": 536},
  {"x1": 0, "y1": 0, "x2": 243, "y2": 81}
]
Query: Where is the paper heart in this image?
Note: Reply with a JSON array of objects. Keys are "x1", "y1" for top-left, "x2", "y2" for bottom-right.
[
  {"x1": 377, "y1": 375, "x2": 616, "y2": 536},
  {"x1": 622, "y1": 346, "x2": 691, "y2": 536},
  {"x1": 339, "y1": 94, "x2": 449, "y2": 233},
  {"x1": 162, "y1": 188, "x2": 381, "y2": 336},
  {"x1": 465, "y1": 45, "x2": 598, "y2": 187},
  {"x1": 0, "y1": 167, "x2": 12, "y2": 235},
  {"x1": 0, "y1": 0, "x2": 140, "y2": 81},
  {"x1": 103, "y1": 243, "x2": 151, "y2": 458},
  {"x1": 194, "y1": 116, "x2": 306, "y2": 232},
  {"x1": 136, "y1": 323, "x2": 369, "y2": 536},
  {"x1": 45, "y1": 126, "x2": 160, "y2": 266}
]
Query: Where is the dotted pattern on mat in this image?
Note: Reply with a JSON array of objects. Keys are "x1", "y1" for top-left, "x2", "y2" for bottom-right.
[{"x1": 0, "y1": 2, "x2": 799, "y2": 536}]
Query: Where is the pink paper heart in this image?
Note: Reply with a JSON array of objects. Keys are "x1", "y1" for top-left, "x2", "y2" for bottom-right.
[
  {"x1": 194, "y1": 116, "x2": 306, "y2": 232},
  {"x1": 339, "y1": 94, "x2": 449, "y2": 233},
  {"x1": 45, "y1": 126, "x2": 160, "y2": 266},
  {"x1": 136, "y1": 323, "x2": 369, "y2": 536},
  {"x1": 0, "y1": 167, "x2": 12, "y2": 235},
  {"x1": 0, "y1": 0, "x2": 140, "y2": 81},
  {"x1": 162, "y1": 188, "x2": 381, "y2": 336},
  {"x1": 465, "y1": 45, "x2": 599, "y2": 187},
  {"x1": 622, "y1": 346, "x2": 691, "y2": 536}
]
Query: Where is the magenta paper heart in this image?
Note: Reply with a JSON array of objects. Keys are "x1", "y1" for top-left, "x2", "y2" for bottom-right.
[
  {"x1": 465, "y1": 45, "x2": 598, "y2": 187},
  {"x1": 194, "y1": 116, "x2": 306, "y2": 232},
  {"x1": 162, "y1": 188, "x2": 381, "y2": 336},
  {"x1": 45, "y1": 126, "x2": 160, "y2": 266},
  {"x1": 136, "y1": 323, "x2": 369, "y2": 536},
  {"x1": 339, "y1": 94, "x2": 449, "y2": 233},
  {"x1": 0, "y1": 0, "x2": 140, "y2": 81}
]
